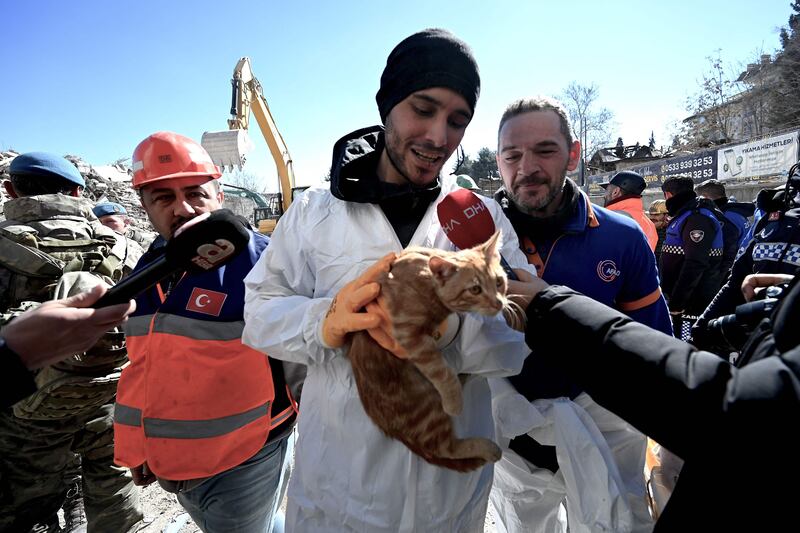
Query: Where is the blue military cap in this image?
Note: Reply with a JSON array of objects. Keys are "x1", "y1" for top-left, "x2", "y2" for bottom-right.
[
  {"x1": 9, "y1": 152, "x2": 85, "y2": 187},
  {"x1": 93, "y1": 201, "x2": 127, "y2": 218}
]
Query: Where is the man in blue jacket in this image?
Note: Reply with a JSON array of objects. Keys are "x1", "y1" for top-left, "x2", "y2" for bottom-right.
[
  {"x1": 489, "y1": 95, "x2": 671, "y2": 533},
  {"x1": 695, "y1": 178, "x2": 755, "y2": 252}
]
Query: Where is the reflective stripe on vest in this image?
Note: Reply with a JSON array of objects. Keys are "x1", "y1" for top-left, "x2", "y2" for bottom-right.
[
  {"x1": 126, "y1": 313, "x2": 244, "y2": 341},
  {"x1": 752, "y1": 242, "x2": 800, "y2": 267},
  {"x1": 115, "y1": 401, "x2": 270, "y2": 439},
  {"x1": 115, "y1": 307, "x2": 276, "y2": 479}
]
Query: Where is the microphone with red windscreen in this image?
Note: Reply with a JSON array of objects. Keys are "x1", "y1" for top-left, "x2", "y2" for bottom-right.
[{"x1": 436, "y1": 188, "x2": 519, "y2": 280}]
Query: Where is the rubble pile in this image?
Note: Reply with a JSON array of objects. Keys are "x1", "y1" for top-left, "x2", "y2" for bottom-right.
[{"x1": 0, "y1": 152, "x2": 155, "y2": 237}]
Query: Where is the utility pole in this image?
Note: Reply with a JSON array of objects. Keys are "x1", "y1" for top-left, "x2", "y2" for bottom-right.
[{"x1": 580, "y1": 116, "x2": 587, "y2": 186}]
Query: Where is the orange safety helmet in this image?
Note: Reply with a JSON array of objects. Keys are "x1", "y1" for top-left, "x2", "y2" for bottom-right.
[{"x1": 131, "y1": 131, "x2": 221, "y2": 189}]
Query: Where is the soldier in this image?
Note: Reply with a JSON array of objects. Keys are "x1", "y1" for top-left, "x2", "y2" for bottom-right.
[
  {"x1": 0, "y1": 152, "x2": 143, "y2": 533},
  {"x1": 93, "y1": 201, "x2": 155, "y2": 250}
]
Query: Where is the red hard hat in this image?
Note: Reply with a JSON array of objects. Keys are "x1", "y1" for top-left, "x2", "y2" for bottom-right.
[{"x1": 131, "y1": 131, "x2": 221, "y2": 189}]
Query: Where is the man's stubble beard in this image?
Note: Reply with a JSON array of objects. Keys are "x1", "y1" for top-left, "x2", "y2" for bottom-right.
[
  {"x1": 384, "y1": 118, "x2": 447, "y2": 186},
  {"x1": 508, "y1": 169, "x2": 568, "y2": 217}
]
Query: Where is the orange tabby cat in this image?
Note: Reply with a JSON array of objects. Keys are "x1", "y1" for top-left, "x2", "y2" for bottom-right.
[{"x1": 348, "y1": 231, "x2": 508, "y2": 472}]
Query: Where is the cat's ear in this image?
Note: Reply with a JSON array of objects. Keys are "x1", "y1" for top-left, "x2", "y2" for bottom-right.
[
  {"x1": 480, "y1": 230, "x2": 502, "y2": 260},
  {"x1": 429, "y1": 256, "x2": 459, "y2": 283}
]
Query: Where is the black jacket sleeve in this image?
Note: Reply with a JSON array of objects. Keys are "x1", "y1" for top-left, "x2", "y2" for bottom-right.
[
  {"x1": 668, "y1": 213, "x2": 720, "y2": 312},
  {"x1": 525, "y1": 285, "x2": 800, "y2": 461},
  {"x1": 692, "y1": 239, "x2": 756, "y2": 350},
  {"x1": 0, "y1": 338, "x2": 36, "y2": 409},
  {"x1": 699, "y1": 238, "x2": 754, "y2": 322}
]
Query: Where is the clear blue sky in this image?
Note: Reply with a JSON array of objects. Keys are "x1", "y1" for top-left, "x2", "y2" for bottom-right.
[{"x1": 1, "y1": 0, "x2": 792, "y2": 192}]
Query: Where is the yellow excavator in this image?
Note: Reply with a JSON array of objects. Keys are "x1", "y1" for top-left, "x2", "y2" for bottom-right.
[{"x1": 202, "y1": 57, "x2": 307, "y2": 234}]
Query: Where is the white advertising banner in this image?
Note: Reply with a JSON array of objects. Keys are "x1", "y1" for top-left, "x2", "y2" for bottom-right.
[{"x1": 717, "y1": 130, "x2": 799, "y2": 180}]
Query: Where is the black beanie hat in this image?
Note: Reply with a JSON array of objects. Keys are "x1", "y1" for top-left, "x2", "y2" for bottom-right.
[{"x1": 376, "y1": 28, "x2": 480, "y2": 123}]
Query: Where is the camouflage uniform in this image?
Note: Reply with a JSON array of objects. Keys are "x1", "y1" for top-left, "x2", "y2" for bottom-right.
[
  {"x1": 0, "y1": 194, "x2": 143, "y2": 533},
  {"x1": 125, "y1": 226, "x2": 156, "y2": 250}
]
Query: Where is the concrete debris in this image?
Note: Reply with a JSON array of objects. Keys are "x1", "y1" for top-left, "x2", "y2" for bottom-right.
[{"x1": 0, "y1": 151, "x2": 155, "y2": 240}]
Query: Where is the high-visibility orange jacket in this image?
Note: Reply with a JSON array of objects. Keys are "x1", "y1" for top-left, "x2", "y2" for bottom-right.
[
  {"x1": 606, "y1": 196, "x2": 659, "y2": 252},
  {"x1": 113, "y1": 231, "x2": 295, "y2": 481}
]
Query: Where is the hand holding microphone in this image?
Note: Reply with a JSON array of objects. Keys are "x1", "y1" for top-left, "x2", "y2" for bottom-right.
[{"x1": 92, "y1": 209, "x2": 250, "y2": 308}]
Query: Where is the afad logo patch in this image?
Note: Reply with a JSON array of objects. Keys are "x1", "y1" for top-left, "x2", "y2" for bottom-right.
[
  {"x1": 689, "y1": 230, "x2": 705, "y2": 243},
  {"x1": 186, "y1": 287, "x2": 227, "y2": 317},
  {"x1": 597, "y1": 260, "x2": 621, "y2": 282}
]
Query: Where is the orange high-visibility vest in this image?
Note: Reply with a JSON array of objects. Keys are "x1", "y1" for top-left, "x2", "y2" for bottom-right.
[
  {"x1": 114, "y1": 308, "x2": 293, "y2": 480},
  {"x1": 607, "y1": 197, "x2": 659, "y2": 252}
]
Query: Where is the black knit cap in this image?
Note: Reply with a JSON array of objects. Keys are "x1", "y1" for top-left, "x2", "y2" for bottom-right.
[{"x1": 376, "y1": 28, "x2": 480, "y2": 123}]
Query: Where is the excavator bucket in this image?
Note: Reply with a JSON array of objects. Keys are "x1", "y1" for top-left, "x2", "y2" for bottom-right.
[{"x1": 201, "y1": 129, "x2": 255, "y2": 172}]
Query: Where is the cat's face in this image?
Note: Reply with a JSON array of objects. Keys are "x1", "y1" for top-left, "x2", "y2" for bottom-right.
[{"x1": 429, "y1": 232, "x2": 507, "y2": 315}]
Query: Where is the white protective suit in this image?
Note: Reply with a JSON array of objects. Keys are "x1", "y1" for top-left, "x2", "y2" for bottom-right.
[
  {"x1": 242, "y1": 175, "x2": 533, "y2": 533},
  {"x1": 490, "y1": 379, "x2": 653, "y2": 533}
]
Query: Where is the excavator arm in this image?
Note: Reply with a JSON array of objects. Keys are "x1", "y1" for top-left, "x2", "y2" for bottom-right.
[{"x1": 203, "y1": 57, "x2": 297, "y2": 215}]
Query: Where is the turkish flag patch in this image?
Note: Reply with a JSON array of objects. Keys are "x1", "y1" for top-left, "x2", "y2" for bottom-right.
[{"x1": 186, "y1": 287, "x2": 227, "y2": 316}]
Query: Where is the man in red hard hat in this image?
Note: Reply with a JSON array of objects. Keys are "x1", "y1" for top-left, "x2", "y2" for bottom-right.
[{"x1": 114, "y1": 131, "x2": 297, "y2": 533}]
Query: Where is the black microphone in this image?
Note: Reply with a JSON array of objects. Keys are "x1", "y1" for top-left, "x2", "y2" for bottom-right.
[
  {"x1": 92, "y1": 209, "x2": 250, "y2": 308},
  {"x1": 436, "y1": 188, "x2": 519, "y2": 280}
]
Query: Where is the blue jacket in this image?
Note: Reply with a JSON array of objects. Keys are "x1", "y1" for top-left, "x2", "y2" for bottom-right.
[
  {"x1": 661, "y1": 194, "x2": 725, "y2": 314},
  {"x1": 717, "y1": 199, "x2": 756, "y2": 251},
  {"x1": 517, "y1": 193, "x2": 671, "y2": 334},
  {"x1": 500, "y1": 184, "x2": 671, "y2": 400},
  {"x1": 695, "y1": 207, "x2": 800, "y2": 351}
]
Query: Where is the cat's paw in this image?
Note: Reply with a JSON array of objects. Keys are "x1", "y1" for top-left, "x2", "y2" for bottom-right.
[
  {"x1": 482, "y1": 441, "x2": 502, "y2": 463},
  {"x1": 442, "y1": 394, "x2": 463, "y2": 416}
]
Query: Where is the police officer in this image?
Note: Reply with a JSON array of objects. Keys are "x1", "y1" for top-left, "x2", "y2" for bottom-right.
[
  {"x1": 0, "y1": 153, "x2": 143, "y2": 533},
  {"x1": 694, "y1": 163, "x2": 800, "y2": 352},
  {"x1": 660, "y1": 175, "x2": 729, "y2": 340},
  {"x1": 695, "y1": 178, "x2": 756, "y2": 252}
]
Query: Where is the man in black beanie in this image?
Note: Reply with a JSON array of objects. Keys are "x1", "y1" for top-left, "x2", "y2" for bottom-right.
[{"x1": 242, "y1": 29, "x2": 534, "y2": 531}]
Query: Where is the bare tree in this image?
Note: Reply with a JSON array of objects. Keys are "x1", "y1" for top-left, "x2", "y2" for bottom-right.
[
  {"x1": 224, "y1": 169, "x2": 265, "y2": 192},
  {"x1": 452, "y1": 146, "x2": 473, "y2": 175},
  {"x1": 682, "y1": 49, "x2": 777, "y2": 149},
  {"x1": 683, "y1": 50, "x2": 744, "y2": 147},
  {"x1": 560, "y1": 82, "x2": 614, "y2": 181},
  {"x1": 769, "y1": 0, "x2": 800, "y2": 129}
]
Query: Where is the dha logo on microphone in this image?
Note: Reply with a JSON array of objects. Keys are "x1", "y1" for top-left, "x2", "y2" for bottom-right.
[
  {"x1": 462, "y1": 201, "x2": 487, "y2": 219},
  {"x1": 191, "y1": 239, "x2": 235, "y2": 270},
  {"x1": 441, "y1": 202, "x2": 487, "y2": 234},
  {"x1": 597, "y1": 260, "x2": 621, "y2": 282}
]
